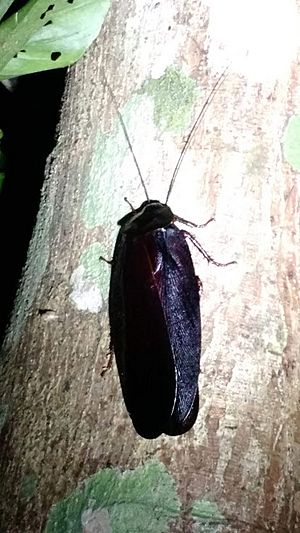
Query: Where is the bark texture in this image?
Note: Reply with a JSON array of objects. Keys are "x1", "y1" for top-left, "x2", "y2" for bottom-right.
[{"x1": 1, "y1": 1, "x2": 300, "y2": 532}]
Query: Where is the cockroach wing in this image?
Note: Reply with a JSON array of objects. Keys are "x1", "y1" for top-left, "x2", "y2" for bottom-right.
[
  {"x1": 109, "y1": 224, "x2": 200, "y2": 438},
  {"x1": 156, "y1": 226, "x2": 200, "y2": 435},
  {"x1": 109, "y1": 228, "x2": 176, "y2": 438}
]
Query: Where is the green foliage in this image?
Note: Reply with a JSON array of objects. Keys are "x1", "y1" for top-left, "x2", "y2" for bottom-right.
[
  {"x1": 0, "y1": 1, "x2": 15, "y2": 22},
  {"x1": 0, "y1": 0, "x2": 110, "y2": 79},
  {"x1": 45, "y1": 460, "x2": 180, "y2": 533}
]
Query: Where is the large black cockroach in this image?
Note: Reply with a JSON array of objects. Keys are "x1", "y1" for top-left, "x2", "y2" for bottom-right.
[{"x1": 104, "y1": 71, "x2": 234, "y2": 439}]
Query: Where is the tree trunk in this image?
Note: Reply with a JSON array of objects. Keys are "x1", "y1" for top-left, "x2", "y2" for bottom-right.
[{"x1": 1, "y1": 1, "x2": 300, "y2": 532}]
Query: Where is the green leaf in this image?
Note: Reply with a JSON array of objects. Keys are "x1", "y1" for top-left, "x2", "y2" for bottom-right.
[
  {"x1": 0, "y1": 0, "x2": 110, "y2": 79},
  {"x1": 0, "y1": 0, "x2": 15, "y2": 22},
  {"x1": 45, "y1": 460, "x2": 180, "y2": 533}
]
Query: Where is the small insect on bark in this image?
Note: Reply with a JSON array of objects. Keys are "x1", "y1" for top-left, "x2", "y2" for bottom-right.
[{"x1": 103, "y1": 70, "x2": 235, "y2": 439}]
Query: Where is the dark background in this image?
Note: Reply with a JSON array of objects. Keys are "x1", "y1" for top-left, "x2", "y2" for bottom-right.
[{"x1": 0, "y1": 69, "x2": 66, "y2": 341}]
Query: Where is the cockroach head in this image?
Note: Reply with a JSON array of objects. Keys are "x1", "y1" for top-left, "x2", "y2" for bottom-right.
[{"x1": 118, "y1": 200, "x2": 174, "y2": 235}]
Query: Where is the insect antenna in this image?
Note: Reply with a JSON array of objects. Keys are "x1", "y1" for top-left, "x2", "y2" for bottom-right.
[
  {"x1": 103, "y1": 77, "x2": 150, "y2": 202},
  {"x1": 165, "y1": 67, "x2": 229, "y2": 204}
]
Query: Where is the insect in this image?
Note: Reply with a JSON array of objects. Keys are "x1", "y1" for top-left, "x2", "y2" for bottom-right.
[{"x1": 104, "y1": 70, "x2": 235, "y2": 439}]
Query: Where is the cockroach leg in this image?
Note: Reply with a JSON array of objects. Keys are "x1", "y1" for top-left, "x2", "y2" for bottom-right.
[{"x1": 184, "y1": 230, "x2": 236, "y2": 267}]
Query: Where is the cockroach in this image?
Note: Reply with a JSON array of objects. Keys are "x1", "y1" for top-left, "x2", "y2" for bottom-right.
[{"x1": 104, "y1": 70, "x2": 234, "y2": 439}]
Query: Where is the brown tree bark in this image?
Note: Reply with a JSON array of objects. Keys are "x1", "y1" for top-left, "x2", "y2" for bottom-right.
[{"x1": 1, "y1": 1, "x2": 300, "y2": 532}]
